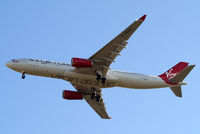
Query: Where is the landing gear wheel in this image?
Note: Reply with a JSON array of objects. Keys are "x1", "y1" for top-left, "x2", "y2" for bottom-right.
[
  {"x1": 91, "y1": 93, "x2": 95, "y2": 100},
  {"x1": 95, "y1": 95, "x2": 101, "y2": 102},
  {"x1": 22, "y1": 72, "x2": 25, "y2": 79},
  {"x1": 101, "y1": 78, "x2": 106, "y2": 84},
  {"x1": 96, "y1": 74, "x2": 101, "y2": 81}
]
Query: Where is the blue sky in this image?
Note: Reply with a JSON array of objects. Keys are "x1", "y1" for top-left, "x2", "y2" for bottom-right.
[{"x1": 1, "y1": 0, "x2": 199, "y2": 133}]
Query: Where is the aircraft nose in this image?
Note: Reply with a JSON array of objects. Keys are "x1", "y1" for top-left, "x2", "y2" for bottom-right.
[
  {"x1": 6, "y1": 59, "x2": 21, "y2": 71},
  {"x1": 5, "y1": 61, "x2": 12, "y2": 68}
]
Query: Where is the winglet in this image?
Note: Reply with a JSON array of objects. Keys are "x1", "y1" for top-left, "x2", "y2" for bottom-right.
[{"x1": 138, "y1": 15, "x2": 147, "y2": 21}]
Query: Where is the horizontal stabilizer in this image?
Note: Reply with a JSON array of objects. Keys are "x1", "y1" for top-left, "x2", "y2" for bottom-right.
[
  {"x1": 169, "y1": 65, "x2": 195, "y2": 83},
  {"x1": 170, "y1": 86, "x2": 182, "y2": 97}
]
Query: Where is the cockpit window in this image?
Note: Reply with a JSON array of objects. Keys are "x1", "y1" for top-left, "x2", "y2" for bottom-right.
[{"x1": 11, "y1": 59, "x2": 19, "y2": 63}]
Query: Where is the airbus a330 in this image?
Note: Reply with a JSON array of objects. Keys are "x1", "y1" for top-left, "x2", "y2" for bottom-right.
[{"x1": 6, "y1": 15, "x2": 195, "y2": 119}]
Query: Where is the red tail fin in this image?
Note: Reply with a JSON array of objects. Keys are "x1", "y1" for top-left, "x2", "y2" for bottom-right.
[{"x1": 159, "y1": 62, "x2": 189, "y2": 79}]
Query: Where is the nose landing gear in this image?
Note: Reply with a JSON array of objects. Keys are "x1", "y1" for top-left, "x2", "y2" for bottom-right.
[{"x1": 22, "y1": 72, "x2": 25, "y2": 79}]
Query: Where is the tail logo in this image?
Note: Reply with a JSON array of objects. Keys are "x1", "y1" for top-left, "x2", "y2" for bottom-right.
[{"x1": 165, "y1": 69, "x2": 177, "y2": 78}]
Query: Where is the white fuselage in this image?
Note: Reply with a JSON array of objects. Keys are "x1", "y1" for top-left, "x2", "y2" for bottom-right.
[{"x1": 6, "y1": 58, "x2": 175, "y2": 89}]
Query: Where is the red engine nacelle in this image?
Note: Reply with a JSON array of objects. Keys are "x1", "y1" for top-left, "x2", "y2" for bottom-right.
[
  {"x1": 71, "y1": 57, "x2": 93, "y2": 68},
  {"x1": 62, "y1": 90, "x2": 83, "y2": 100}
]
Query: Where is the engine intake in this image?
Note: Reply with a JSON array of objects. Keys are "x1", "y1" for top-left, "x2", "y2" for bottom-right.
[
  {"x1": 71, "y1": 57, "x2": 93, "y2": 68},
  {"x1": 62, "y1": 90, "x2": 83, "y2": 100}
]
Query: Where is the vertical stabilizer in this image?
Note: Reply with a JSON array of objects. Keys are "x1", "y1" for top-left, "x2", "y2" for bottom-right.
[
  {"x1": 159, "y1": 62, "x2": 189, "y2": 79},
  {"x1": 169, "y1": 65, "x2": 195, "y2": 83}
]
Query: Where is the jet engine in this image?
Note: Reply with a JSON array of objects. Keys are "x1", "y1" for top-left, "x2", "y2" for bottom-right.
[
  {"x1": 71, "y1": 58, "x2": 93, "y2": 67},
  {"x1": 62, "y1": 90, "x2": 83, "y2": 100}
]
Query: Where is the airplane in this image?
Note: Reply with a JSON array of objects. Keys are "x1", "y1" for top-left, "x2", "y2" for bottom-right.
[{"x1": 6, "y1": 15, "x2": 195, "y2": 119}]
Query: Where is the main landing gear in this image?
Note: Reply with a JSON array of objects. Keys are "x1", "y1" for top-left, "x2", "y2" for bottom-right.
[
  {"x1": 95, "y1": 71, "x2": 106, "y2": 84},
  {"x1": 95, "y1": 95, "x2": 101, "y2": 102},
  {"x1": 91, "y1": 88, "x2": 101, "y2": 102},
  {"x1": 96, "y1": 74, "x2": 101, "y2": 81},
  {"x1": 101, "y1": 78, "x2": 106, "y2": 84},
  {"x1": 91, "y1": 93, "x2": 95, "y2": 100},
  {"x1": 91, "y1": 92, "x2": 101, "y2": 102},
  {"x1": 22, "y1": 72, "x2": 25, "y2": 79}
]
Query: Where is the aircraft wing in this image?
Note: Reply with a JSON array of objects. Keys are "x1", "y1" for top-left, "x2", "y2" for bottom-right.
[
  {"x1": 72, "y1": 84, "x2": 110, "y2": 119},
  {"x1": 88, "y1": 15, "x2": 146, "y2": 77}
]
